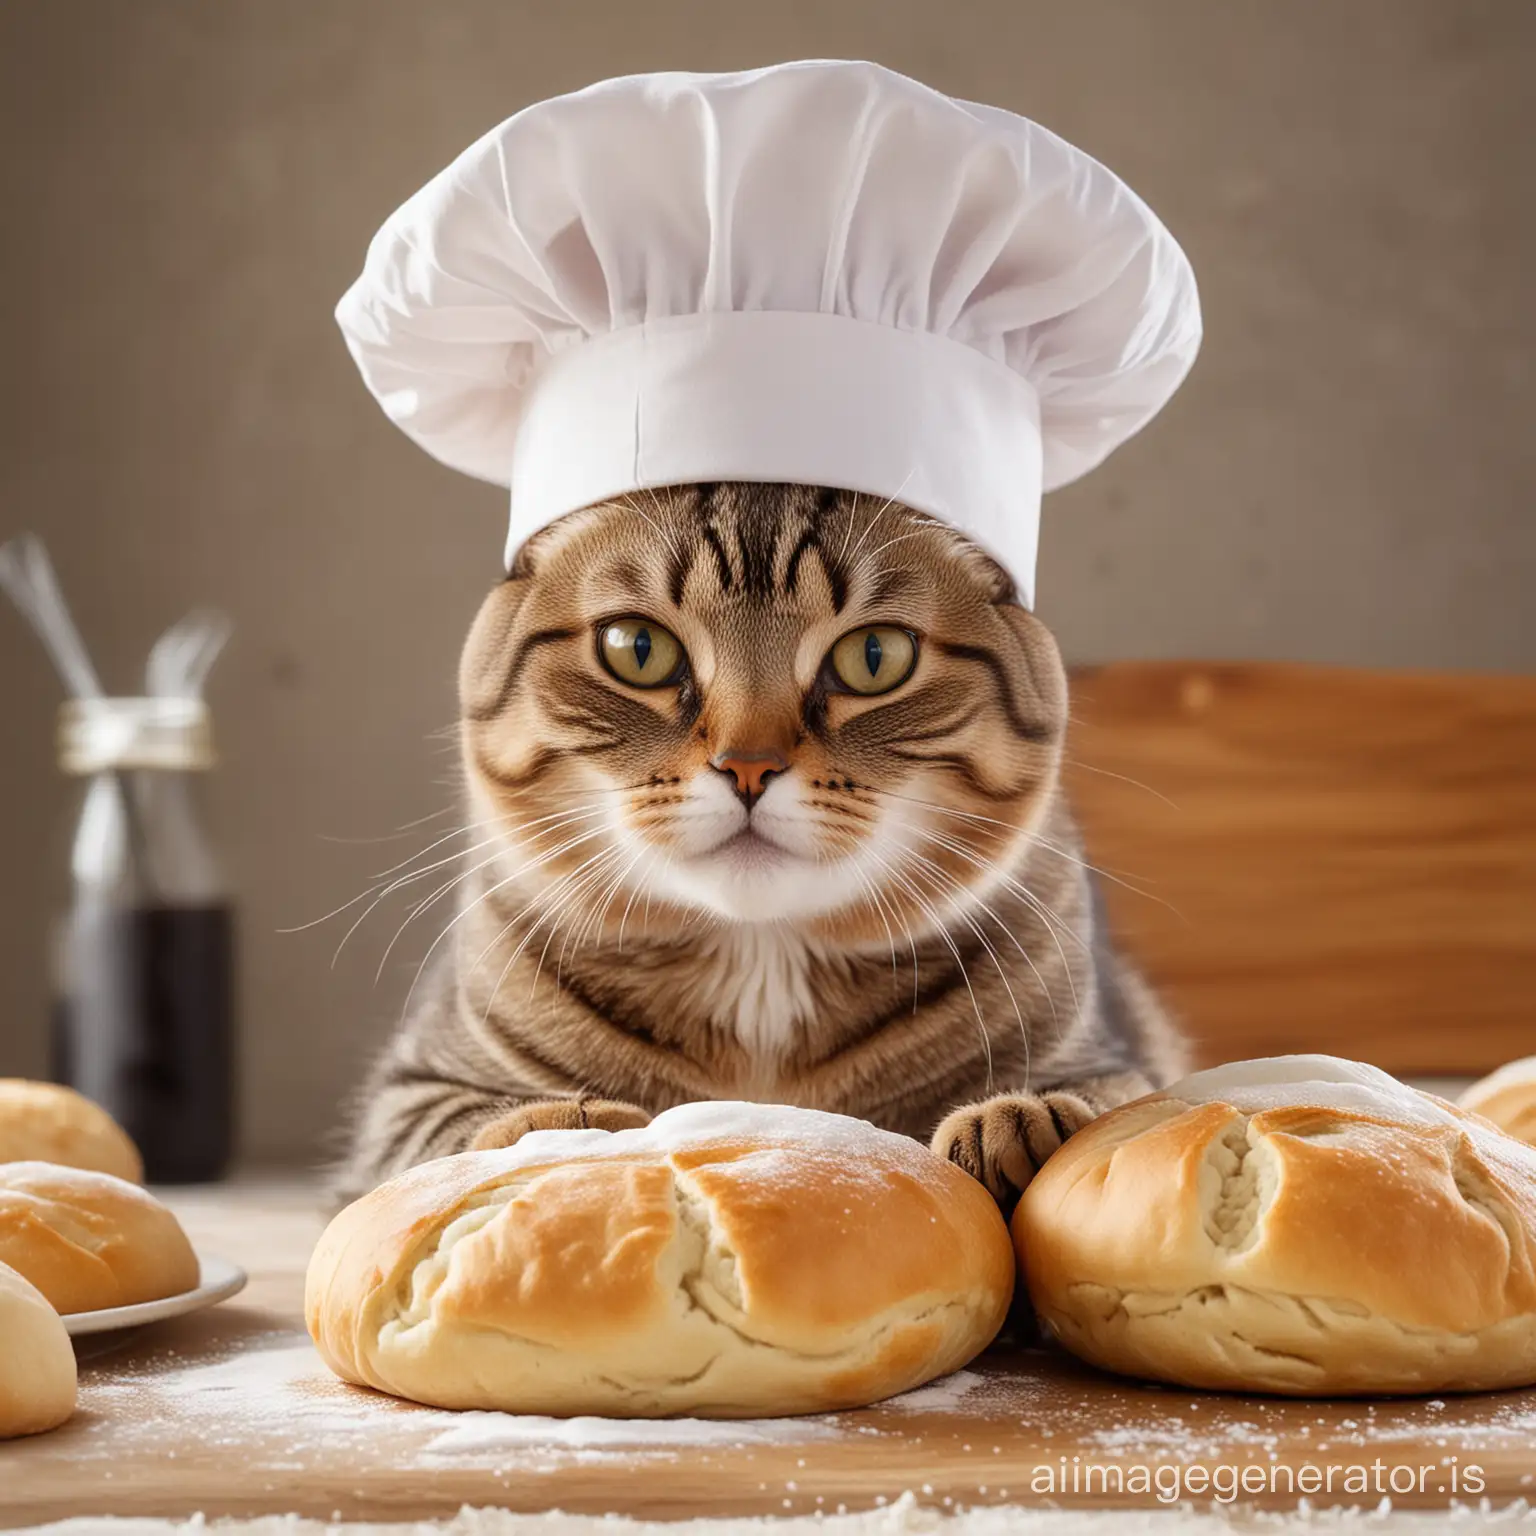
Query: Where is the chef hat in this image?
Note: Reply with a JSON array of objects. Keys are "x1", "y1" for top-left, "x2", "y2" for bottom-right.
[{"x1": 337, "y1": 60, "x2": 1200, "y2": 607}]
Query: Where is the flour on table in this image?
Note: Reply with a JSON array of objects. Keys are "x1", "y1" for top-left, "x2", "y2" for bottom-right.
[
  {"x1": 22, "y1": 1488, "x2": 1536, "y2": 1533},
  {"x1": 424, "y1": 1411, "x2": 842, "y2": 1457},
  {"x1": 416, "y1": 1367, "x2": 992, "y2": 1456},
  {"x1": 420, "y1": 1367, "x2": 998, "y2": 1456},
  {"x1": 80, "y1": 1335, "x2": 854, "y2": 1469},
  {"x1": 83, "y1": 1340, "x2": 463, "y2": 1452},
  {"x1": 880, "y1": 1371, "x2": 990, "y2": 1413}
]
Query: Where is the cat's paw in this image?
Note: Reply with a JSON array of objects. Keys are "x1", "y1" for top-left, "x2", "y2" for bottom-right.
[
  {"x1": 931, "y1": 1091, "x2": 1097, "y2": 1209},
  {"x1": 470, "y1": 1097, "x2": 652, "y2": 1151}
]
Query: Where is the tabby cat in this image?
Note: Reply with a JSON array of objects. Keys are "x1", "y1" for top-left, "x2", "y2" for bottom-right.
[{"x1": 340, "y1": 483, "x2": 1185, "y2": 1208}]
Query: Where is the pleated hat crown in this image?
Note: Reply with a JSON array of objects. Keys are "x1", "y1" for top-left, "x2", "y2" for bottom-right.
[{"x1": 337, "y1": 60, "x2": 1200, "y2": 606}]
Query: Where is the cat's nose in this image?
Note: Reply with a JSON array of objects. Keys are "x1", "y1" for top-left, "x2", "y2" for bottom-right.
[{"x1": 710, "y1": 748, "x2": 788, "y2": 807}]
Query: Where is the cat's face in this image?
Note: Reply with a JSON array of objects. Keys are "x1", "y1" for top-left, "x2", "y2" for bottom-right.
[{"x1": 460, "y1": 484, "x2": 1067, "y2": 938}]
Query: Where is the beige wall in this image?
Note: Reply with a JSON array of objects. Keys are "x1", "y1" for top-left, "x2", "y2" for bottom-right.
[{"x1": 1, "y1": 1, "x2": 1532, "y2": 1162}]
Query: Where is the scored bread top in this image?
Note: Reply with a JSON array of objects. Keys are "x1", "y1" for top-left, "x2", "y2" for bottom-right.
[
  {"x1": 307, "y1": 1102, "x2": 1015, "y2": 1402},
  {"x1": 0, "y1": 1161, "x2": 198, "y2": 1314},
  {"x1": 1017, "y1": 1056, "x2": 1536, "y2": 1337}
]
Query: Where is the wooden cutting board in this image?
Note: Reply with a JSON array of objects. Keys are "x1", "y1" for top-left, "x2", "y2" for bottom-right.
[
  {"x1": 3, "y1": 1180, "x2": 1534, "y2": 1525},
  {"x1": 1064, "y1": 662, "x2": 1536, "y2": 1075}
]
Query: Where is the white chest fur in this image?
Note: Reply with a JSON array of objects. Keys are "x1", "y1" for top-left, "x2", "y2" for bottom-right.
[{"x1": 691, "y1": 926, "x2": 822, "y2": 1060}]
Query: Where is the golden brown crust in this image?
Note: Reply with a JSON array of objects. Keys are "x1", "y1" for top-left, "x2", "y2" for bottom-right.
[
  {"x1": 0, "y1": 1260, "x2": 76, "y2": 1439},
  {"x1": 307, "y1": 1104, "x2": 1014, "y2": 1416},
  {"x1": 0, "y1": 1080, "x2": 142, "y2": 1182},
  {"x1": 1462, "y1": 1057, "x2": 1536, "y2": 1147},
  {"x1": 1014, "y1": 1057, "x2": 1536, "y2": 1395},
  {"x1": 0, "y1": 1162, "x2": 199, "y2": 1315}
]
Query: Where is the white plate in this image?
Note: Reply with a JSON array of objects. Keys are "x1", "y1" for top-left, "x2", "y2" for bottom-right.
[{"x1": 63, "y1": 1251, "x2": 247, "y2": 1337}]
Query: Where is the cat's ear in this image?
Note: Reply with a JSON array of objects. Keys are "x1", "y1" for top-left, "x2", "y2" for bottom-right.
[
  {"x1": 459, "y1": 579, "x2": 532, "y2": 722},
  {"x1": 509, "y1": 508, "x2": 605, "y2": 579},
  {"x1": 996, "y1": 603, "x2": 1069, "y2": 742},
  {"x1": 940, "y1": 525, "x2": 1015, "y2": 604}
]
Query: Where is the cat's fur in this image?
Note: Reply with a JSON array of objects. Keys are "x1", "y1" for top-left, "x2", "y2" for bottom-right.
[{"x1": 340, "y1": 483, "x2": 1185, "y2": 1209}]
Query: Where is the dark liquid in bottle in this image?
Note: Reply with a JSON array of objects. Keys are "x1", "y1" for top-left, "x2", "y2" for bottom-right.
[{"x1": 51, "y1": 902, "x2": 235, "y2": 1183}]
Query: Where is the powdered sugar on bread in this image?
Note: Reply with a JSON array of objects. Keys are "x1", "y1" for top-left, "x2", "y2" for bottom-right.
[
  {"x1": 1162, "y1": 1055, "x2": 1463, "y2": 1128},
  {"x1": 308, "y1": 1101, "x2": 1014, "y2": 1418}
]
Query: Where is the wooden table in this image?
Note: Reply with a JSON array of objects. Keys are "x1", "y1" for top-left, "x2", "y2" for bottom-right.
[{"x1": 3, "y1": 1179, "x2": 1535, "y2": 1526}]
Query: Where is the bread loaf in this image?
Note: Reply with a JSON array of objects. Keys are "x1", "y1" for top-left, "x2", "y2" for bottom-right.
[
  {"x1": 1015, "y1": 1055, "x2": 1536, "y2": 1395},
  {"x1": 1462, "y1": 1057, "x2": 1536, "y2": 1147},
  {"x1": 0, "y1": 1080, "x2": 142, "y2": 1182},
  {"x1": 0, "y1": 1259, "x2": 76, "y2": 1438},
  {"x1": 0, "y1": 1162, "x2": 198, "y2": 1314},
  {"x1": 307, "y1": 1102, "x2": 1014, "y2": 1417}
]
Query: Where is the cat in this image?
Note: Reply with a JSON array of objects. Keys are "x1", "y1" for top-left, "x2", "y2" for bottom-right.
[{"x1": 339, "y1": 482, "x2": 1186, "y2": 1210}]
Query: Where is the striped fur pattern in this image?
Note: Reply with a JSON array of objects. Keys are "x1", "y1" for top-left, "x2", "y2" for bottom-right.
[{"x1": 340, "y1": 484, "x2": 1185, "y2": 1210}]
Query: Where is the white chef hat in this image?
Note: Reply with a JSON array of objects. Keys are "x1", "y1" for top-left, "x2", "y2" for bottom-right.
[{"x1": 337, "y1": 60, "x2": 1200, "y2": 607}]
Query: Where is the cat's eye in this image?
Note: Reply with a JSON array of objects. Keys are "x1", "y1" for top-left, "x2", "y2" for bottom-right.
[
  {"x1": 598, "y1": 618, "x2": 685, "y2": 688},
  {"x1": 828, "y1": 626, "x2": 918, "y2": 696}
]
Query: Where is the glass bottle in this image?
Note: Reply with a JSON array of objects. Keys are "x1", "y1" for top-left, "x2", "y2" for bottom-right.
[{"x1": 51, "y1": 696, "x2": 235, "y2": 1182}]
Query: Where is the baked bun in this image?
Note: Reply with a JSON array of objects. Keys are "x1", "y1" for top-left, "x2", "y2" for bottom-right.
[
  {"x1": 0, "y1": 1079, "x2": 142, "y2": 1182},
  {"x1": 1015, "y1": 1055, "x2": 1536, "y2": 1396},
  {"x1": 307, "y1": 1102, "x2": 1013, "y2": 1417},
  {"x1": 0, "y1": 1162, "x2": 199, "y2": 1314},
  {"x1": 1462, "y1": 1057, "x2": 1536, "y2": 1146},
  {"x1": 0, "y1": 1259, "x2": 76, "y2": 1438}
]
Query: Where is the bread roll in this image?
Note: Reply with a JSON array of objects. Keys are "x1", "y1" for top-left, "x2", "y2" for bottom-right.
[
  {"x1": 1462, "y1": 1057, "x2": 1536, "y2": 1146},
  {"x1": 0, "y1": 1162, "x2": 199, "y2": 1314},
  {"x1": 0, "y1": 1080, "x2": 142, "y2": 1182},
  {"x1": 0, "y1": 1260, "x2": 76, "y2": 1439},
  {"x1": 1015, "y1": 1055, "x2": 1536, "y2": 1396},
  {"x1": 307, "y1": 1102, "x2": 1013, "y2": 1417}
]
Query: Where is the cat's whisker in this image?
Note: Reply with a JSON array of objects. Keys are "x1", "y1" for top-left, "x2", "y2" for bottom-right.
[
  {"x1": 497, "y1": 797, "x2": 623, "y2": 835},
  {"x1": 544, "y1": 854, "x2": 620, "y2": 989},
  {"x1": 458, "y1": 843, "x2": 625, "y2": 1025},
  {"x1": 518, "y1": 847, "x2": 630, "y2": 1005},
  {"x1": 871, "y1": 846, "x2": 998, "y2": 1089},
  {"x1": 839, "y1": 496, "x2": 888, "y2": 568},
  {"x1": 1018, "y1": 838, "x2": 1177, "y2": 915},
  {"x1": 615, "y1": 845, "x2": 660, "y2": 951},
  {"x1": 353, "y1": 805, "x2": 619, "y2": 974},
  {"x1": 905, "y1": 822, "x2": 1087, "y2": 1021},
  {"x1": 848, "y1": 526, "x2": 929, "y2": 579},
  {"x1": 870, "y1": 785, "x2": 1176, "y2": 912},
  {"x1": 313, "y1": 833, "x2": 507, "y2": 962},
  {"x1": 908, "y1": 818, "x2": 1091, "y2": 959},
  {"x1": 569, "y1": 844, "x2": 648, "y2": 958},
  {"x1": 641, "y1": 849, "x2": 675, "y2": 935},
  {"x1": 367, "y1": 821, "x2": 608, "y2": 984},
  {"x1": 851, "y1": 869, "x2": 901, "y2": 994},
  {"x1": 863, "y1": 846, "x2": 995, "y2": 1090},
  {"x1": 840, "y1": 473, "x2": 916, "y2": 567},
  {"x1": 572, "y1": 852, "x2": 643, "y2": 961},
  {"x1": 317, "y1": 804, "x2": 463, "y2": 844},
  {"x1": 1063, "y1": 756, "x2": 1181, "y2": 810},
  {"x1": 894, "y1": 838, "x2": 1058, "y2": 1060},
  {"x1": 893, "y1": 842, "x2": 1034, "y2": 1058},
  {"x1": 834, "y1": 489, "x2": 865, "y2": 564},
  {"x1": 277, "y1": 821, "x2": 496, "y2": 935},
  {"x1": 366, "y1": 843, "x2": 511, "y2": 979},
  {"x1": 366, "y1": 825, "x2": 503, "y2": 891},
  {"x1": 859, "y1": 864, "x2": 922, "y2": 1009},
  {"x1": 624, "y1": 489, "x2": 689, "y2": 569},
  {"x1": 460, "y1": 827, "x2": 621, "y2": 975},
  {"x1": 400, "y1": 826, "x2": 618, "y2": 1021},
  {"x1": 289, "y1": 791, "x2": 608, "y2": 940}
]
